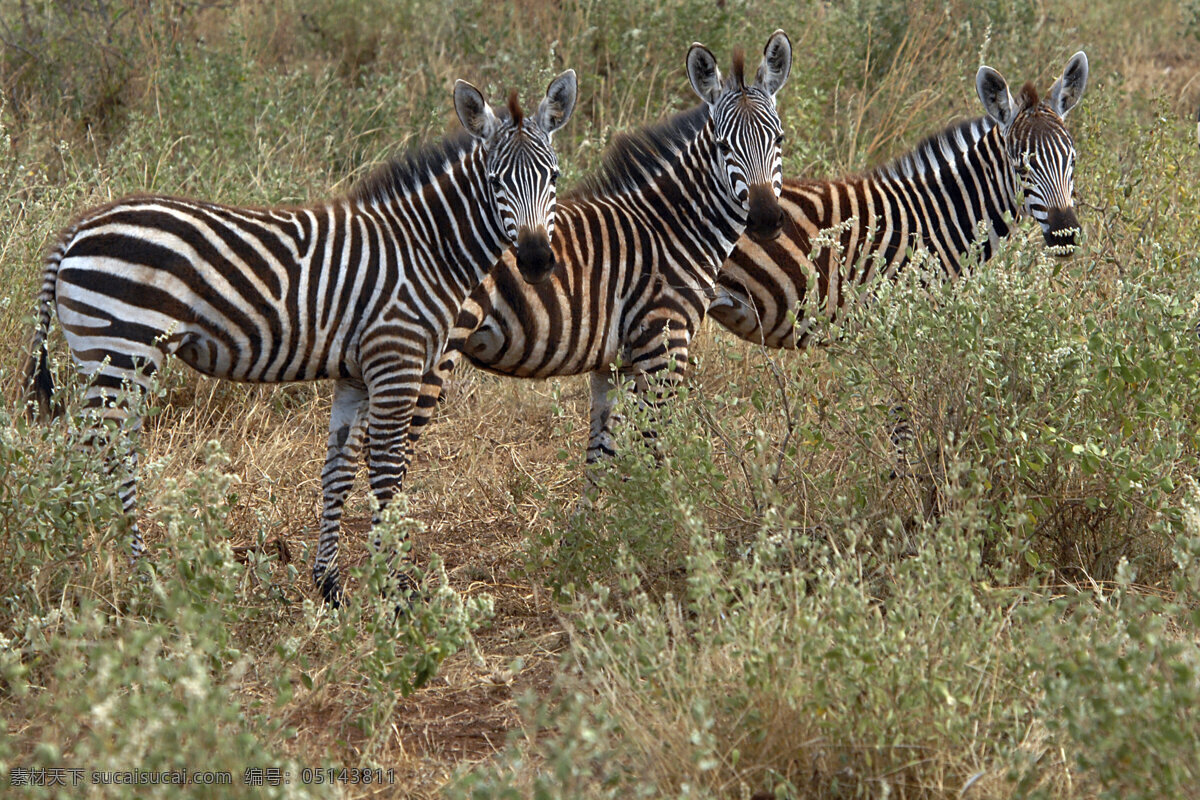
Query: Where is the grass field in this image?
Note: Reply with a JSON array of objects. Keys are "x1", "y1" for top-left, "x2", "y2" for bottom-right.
[{"x1": 1, "y1": 1, "x2": 1199, "y2": 797}]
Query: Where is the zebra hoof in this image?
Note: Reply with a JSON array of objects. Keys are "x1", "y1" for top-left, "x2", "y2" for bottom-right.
[
  {"x1": 385, "y1": 570, "x2": 424, "y2": 618},
  {"x1": 314, "y1": 568, "x2": 342, "y2": 608}
]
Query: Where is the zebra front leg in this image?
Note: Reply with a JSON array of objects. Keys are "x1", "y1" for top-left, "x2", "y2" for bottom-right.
[
  {"x1": 887, "y1": 403, "x2": 916, "y2": 480},
  {"x1": 312, "y1": 380, "x2": 369, "y2": 607},
  {"x1": 628, "y1": 323, "x2": 691, "y2": 459},
  {"x1": 364, "y1": 370, "x2": 423, "y2": 602},
  {"x1": 587, "y1": 369, "x2": 620, "y2": 466},
  {"x1": 406, "y1": 346, "x2": 464, "y2": 458},
  {"x1": 576, "y1": 368, "x2": 628, "y2": 506}
]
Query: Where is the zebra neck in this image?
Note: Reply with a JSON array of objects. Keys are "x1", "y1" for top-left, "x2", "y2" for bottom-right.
[
  {"x1": 964, "y1": 121, "x2": 1022, "y2": 244},
  {"x1": 652, "y1": 124, "x2": 747, "y2": 278},
  {"x1": 376, "y1": 146, "x2": 507, "y2": 297},
  {"x1": 878, "y1": 117, "x2": 1024, "y2": 268},
  {"x1": 444, "y1": 148, "x2": 509, "y2": 288}
]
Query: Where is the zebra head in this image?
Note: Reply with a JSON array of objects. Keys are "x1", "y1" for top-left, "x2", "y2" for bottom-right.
[
  {"x1": 977, "y1": 52, "x2": 1089, "y2": 257},
  {"x1": 454, "y1": 70, "x2": 578, "y2": 283},
  {"x1": 687, "y1": 30, "x2": 791, "y2": 243}
]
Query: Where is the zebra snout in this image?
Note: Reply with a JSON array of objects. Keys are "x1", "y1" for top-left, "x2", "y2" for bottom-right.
[
  {"x1": 514, "y1": 226, "x2": 557, "y2": 284},
  {"x1": 1043, "y1": 207, "x2": 1081, "y2": 256},
  {"x1": 745, "y1": 184, "x2": 785, "y2": 243}
]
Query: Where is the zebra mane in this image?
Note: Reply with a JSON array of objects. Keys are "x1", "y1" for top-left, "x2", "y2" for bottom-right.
[
  {"x1": 730, "y1": 49, "x2": 747, "y2": 89},
  {"x1": 565, "y1": 104, "x2": 711, "y2": 200},
  {"x1": 872, "y1": 116, "x2": 996, "y2": 181},
  {"x1": 348, "y1": 112, "x2": 513, "y2": 204}
]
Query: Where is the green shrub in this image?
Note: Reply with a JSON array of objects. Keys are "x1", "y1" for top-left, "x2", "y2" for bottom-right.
[
  {"x1": 528, "y1": 373, "x2": 731, "y2": 602},
  {"x1": 455, "y1": 476, "x2": 1200, "y2": 800},
  {"x1": 1, "y1": 443, "x2": 313, "y2": 798},
  {"x1": 317, "y1": 498, "x2": 495, "y2": 754},
  {"x1": 0, "y1": 426, "x2": 489, "y2": 793}
]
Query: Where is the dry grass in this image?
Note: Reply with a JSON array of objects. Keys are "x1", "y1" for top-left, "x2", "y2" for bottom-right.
[
  {"x1": 2, "y1": 0, "x2": 1198, "y2": 796},
  {"x1": 125, "y1": 368, "x2": 591, "y2": 795}
]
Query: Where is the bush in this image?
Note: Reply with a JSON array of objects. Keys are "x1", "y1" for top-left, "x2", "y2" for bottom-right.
[
  {"x1": 0, "y1": 430, "x2": 491, "y2": 794},
  {"x1": 454, "y1": 478, "x2": 1200, "y2": 800}
]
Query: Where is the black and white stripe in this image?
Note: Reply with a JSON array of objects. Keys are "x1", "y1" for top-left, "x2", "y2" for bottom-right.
[
  {"x1": 710, "y1": 53, "x2": 1089, "y2": 351},
  {"x1": 404, "y1": 33, "x2": 792, "y2": 469},
  {"x1": 23, "y1": 72, "x2": 578, "y2": 605}
]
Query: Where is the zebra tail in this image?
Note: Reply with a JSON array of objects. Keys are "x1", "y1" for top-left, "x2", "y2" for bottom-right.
[{"x1": 22, "y1": 240, "x2": 66, "y2": 419}]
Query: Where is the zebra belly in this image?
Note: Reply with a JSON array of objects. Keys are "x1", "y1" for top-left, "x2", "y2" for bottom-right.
[
  {"x1": 462, "y1": 306, "x2": 625, "y2": 380},
  {"x1": 460, "y1": 265, "x2": 628, "y2": 379}
]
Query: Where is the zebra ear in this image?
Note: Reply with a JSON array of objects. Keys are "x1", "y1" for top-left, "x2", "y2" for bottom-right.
[
  {"x1": 1048, "y1": 51, "x2": 1088, "y2": 118},
  {"x1": 976, "y1": 66, "x2": 1016, "y2": 131},
  {"x1": 454, "y1": 80, "x2": 498, "y2": 141},
  {"x1": 535, "y1": 69, "x2": 578, "y2": 136},
  {"x1": 755, "y1": 29, "x2": 792, "y2": 98},
  {"x1": 687, "y1": 43, "x2": 723, "y2": 105}
]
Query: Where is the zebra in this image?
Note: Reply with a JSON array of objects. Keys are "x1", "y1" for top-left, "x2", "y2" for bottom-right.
[
  {"x1": 402, "y1": 31, "x2": 792, "y2": 476},
  {"x1": 711, "y1": 52, "x2": 1089, "y2": 350},
  {"x1": 23, "y1": 71, "x2": 578, "y2": 606},
  {"x1": 708, "y1": 53, "x2": 1088, "y2": 477}
]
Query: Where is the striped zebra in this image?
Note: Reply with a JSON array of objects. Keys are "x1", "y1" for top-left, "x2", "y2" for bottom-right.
[
  {"x1": 709, "y1": 53, "x2": 1087, "y2": 477},
  {"x1": 403, "y1": 32, "x2": 792, "y2": 472},
  {"x1": 711, "y1": 53, "x2": 1089, "y2": 350},
  {"x1": 23, "y1": 72, "x2": 578, "y2": 606}
]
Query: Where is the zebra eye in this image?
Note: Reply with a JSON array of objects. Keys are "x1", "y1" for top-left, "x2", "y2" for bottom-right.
[
  {"x1": 775, "y1": 133, "x2": 785, "y2": 146},
  {"x1": 716, "y1": 138, "x2": 730, "y2": 152},
  {"x1": 488, "y1": 174, "x2": 503, "y2": 191},
  {"x1": 550, "y1": 168, "x2": 560, "y2": 184}
]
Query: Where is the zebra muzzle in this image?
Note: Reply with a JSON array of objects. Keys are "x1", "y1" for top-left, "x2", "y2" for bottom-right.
[
  {"x1": 745, "y1": 183, "x2": 785, "y2": 243},
  {"x1": 514, "y1": 227, "x2": 557, "y2": 284},
  {"x1": 1043, "y1": 207, "x2": 1081, "y2": 256}
]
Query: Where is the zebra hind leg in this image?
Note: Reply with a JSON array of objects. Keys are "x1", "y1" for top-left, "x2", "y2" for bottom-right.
[
  {"x1": 78, "y1": 370, "x2": 154, "y2": 564},
  {"x1": 312, "y1": 380, "x2": 369, "y2": 607}
]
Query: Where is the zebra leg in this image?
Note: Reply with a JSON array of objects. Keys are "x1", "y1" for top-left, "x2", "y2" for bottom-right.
[
  {"x1": 627, "y1": 320, "x2": 691, "y2": 457},
  {"x1": 116, "y1": 450, "x2": 144, "y2": 561},
  {"x1": 576, "y1": 368, "x2": 629, "y2": 504},
  {"x1": 85, "y1": 413, "x2": 145, "y2": 563},
  {"x1": 78, "y1": 364, "x2": 156, "y2": 563},
  {"x1": 587, "y1": 370, "x2": 620, "y2": 465},
  {"x1": 312, "y1": 379, "x2": 369, "y2": 607},
  {"x1": 364, "y1": 367, "x2": 423, "y2": 600},
  {"x1": 887, "y1": 403, "x2": 916, "y2": 480},
  {"x1": 406, "y1": 346, "x2": 465, "y2": 459},
  {"x1": 585, "y1": 318, "x2": 691, "y2": 475}
]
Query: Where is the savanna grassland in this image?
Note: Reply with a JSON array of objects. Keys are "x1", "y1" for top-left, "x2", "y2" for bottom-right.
[{"x1": 1, "y1": 1, "x2": 1199, "y2": 797}]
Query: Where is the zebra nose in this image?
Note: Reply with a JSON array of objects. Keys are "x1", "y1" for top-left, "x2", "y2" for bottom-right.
[
  {"x1": 745, "y1": 183, "x2": 785, "y2": 243},
  {"x1": 1044, "y1": 207, "x2": 1080, "y2": 256},
  {"x1": 514, "y1": 226, "x2": 556, "y2": 284}
]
